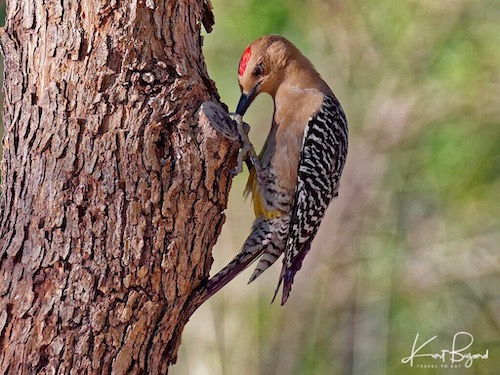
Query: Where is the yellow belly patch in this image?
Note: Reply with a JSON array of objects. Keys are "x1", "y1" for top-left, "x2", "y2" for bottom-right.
[{"x1": 246, "y1": 167, "x2": 282, "y2": 219}]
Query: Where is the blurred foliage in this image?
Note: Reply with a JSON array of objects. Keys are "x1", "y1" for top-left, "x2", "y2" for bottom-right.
[
  {"x1": 179, "y1": 0, "x2": 500, "y2": 374},
  {"x1": 0, "y1": 0, "x2": 498, "y2": 374}
]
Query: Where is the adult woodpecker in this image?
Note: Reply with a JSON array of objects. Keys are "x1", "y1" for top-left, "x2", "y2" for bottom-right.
[{"x1": 204, "y1": 35, "x2": 348, "y2": 305}]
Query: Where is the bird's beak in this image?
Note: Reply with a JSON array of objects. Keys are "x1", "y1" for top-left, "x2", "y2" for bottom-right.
[{"x1": 236, "y1": 84, "x2": 259, "y2": 116}]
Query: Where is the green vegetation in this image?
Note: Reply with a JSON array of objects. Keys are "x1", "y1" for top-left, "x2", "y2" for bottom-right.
[
  {"x1": 0, "y1": 0, "x2": 497, "y2": 373},
  {"x1": 180, "y1": 1, "x2": 499, "y2": 374}
]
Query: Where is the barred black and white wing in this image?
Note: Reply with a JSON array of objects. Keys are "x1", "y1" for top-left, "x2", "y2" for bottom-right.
[{"x1": 274, "y1": 95, "x2": 348, "y2": 305}]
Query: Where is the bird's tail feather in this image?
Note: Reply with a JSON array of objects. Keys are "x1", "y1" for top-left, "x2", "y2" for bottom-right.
[
  {"x1": 273, "y1": 241, "x2": 312, "y2": 305},
  {"x1": 249, "y1": 215, "x2": 289, "y2": 283},
  {"x1": 248, "y1": 243, "x2": 282, "y2": 283},
  {"x1": 202, "y1": 217, "x2": 285, "y2": 304}
]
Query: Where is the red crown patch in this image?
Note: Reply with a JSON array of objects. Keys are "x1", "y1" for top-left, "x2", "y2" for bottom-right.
[{"x1": 238, "y1": 46, "x2": 252, "y2": 77}]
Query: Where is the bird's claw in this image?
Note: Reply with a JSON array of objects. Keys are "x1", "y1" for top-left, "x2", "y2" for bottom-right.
[
  {"x1": 229, "y1": 114, "x2": 262, "y2": 175},
  {"x1": 229, "y1": 165, "x2": 243, "y2": 176}
]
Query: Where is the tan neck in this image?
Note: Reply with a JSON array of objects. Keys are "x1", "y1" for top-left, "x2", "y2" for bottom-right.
[{"x1": 273, "y1": 59, "x2": 330, "y2": 99}]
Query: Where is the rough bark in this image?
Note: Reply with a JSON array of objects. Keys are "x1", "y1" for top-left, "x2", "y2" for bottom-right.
[{"x1": 0, "y1": 0, "x2": 237, "y2": 373}]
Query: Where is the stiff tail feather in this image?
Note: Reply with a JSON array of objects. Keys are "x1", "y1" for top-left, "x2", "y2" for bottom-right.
[{"x1": 272, "y1": 241, "x2": 312, "y2": 305}]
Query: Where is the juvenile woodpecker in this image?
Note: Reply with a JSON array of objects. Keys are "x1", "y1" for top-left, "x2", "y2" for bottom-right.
[{"x1": 205, "y1": 35, "x2": 348, "y2": 305}]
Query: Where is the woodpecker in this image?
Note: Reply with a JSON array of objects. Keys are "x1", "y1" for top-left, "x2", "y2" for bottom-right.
[{"x1": 204, "y1": 35, "x2": 348, "y2": 305}]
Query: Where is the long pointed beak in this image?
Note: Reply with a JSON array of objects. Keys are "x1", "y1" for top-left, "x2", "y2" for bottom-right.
[
  {"x1": 236, "y1": 93, "x2": 251, "y2": 116},
  {"x1": 235, "y1": 84, "x2": 259, "y2": 116}
]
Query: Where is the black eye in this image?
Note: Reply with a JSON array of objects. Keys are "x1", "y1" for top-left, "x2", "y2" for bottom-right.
[{"x1": 253, "y1": 64, "x2": 264, "y2": 77}]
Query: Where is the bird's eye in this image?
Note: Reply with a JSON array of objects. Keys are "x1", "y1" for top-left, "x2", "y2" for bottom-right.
[{"x1": 253, "y1": 64, "x2": 264, "y2": 77}]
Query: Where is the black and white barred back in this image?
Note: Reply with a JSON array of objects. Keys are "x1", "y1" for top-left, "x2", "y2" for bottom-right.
[{"x1": 276, "y1": 95, "x2": 349, "y2": 304}]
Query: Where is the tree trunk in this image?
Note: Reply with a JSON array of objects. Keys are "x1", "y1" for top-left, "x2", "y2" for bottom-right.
[{"x1": 0, "y1": 0, "x2": 236, "y2": 373}]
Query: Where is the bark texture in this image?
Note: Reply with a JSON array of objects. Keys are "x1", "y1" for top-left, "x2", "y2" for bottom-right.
[{"x1": 0, "y1": 0, "x2": 236, "y2": 373}]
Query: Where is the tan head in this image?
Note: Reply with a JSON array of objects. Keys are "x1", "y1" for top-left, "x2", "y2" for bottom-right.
[{"x1": 235, "y1": 35, "x2": 317, "y2": 116}]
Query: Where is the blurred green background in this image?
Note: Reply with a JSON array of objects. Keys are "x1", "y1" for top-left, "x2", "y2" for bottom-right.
[
  {"x1": 0, "y1": 0, "x2": 499, "y2": 374},
  {"x1": 177, "y1": 1, "x2": 500, "y2": 374}
]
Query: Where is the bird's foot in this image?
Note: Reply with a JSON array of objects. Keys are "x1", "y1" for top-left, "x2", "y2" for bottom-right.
[{"x1": 230, "y1": 114, "x2": 262, "y2": 175}]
